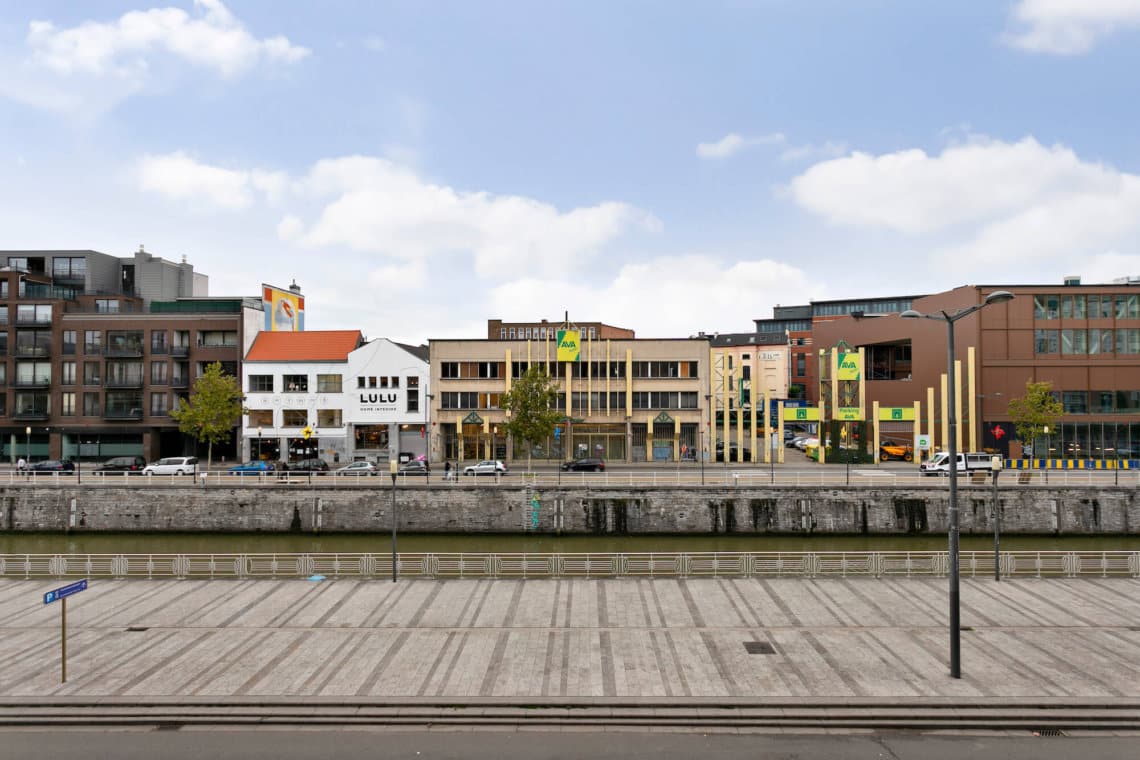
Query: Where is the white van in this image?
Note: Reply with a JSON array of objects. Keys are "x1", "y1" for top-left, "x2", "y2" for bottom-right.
[
  {"x1": 142, "y1": 456, "x2": 198, "y2": 476},
  {"x1": 920, "y1": 452, "x2": 993, "y2": 476}
]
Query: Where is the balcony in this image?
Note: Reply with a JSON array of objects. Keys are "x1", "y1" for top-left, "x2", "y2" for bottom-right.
[
  {"x1": 171, "y1": 346, "x2": 190, "y2": 358},
  {"x1": 171, "y1": 375, "x2": 190, "y2": 389},
  {"x1": 12, "y1": 378, "x2": 51, "y2": 388},
  {"x1": 105, "y1": 377, "x2": 145, "y2": 389},
  {"x1": 104, "y1": 343, "x2": 144, "y2": 358},
  {"x1": 14, "y1": 317, "x2": 53, "y2": 327},
  {"x1": 14, "y1": 346, "x2": 50, "y2": 358},
  {"x1": 104, "y1": 407, "x2": 144, "y2": 420},
  {"x1": 13, "y1": 409, "x2": 50, "y2": 421}
]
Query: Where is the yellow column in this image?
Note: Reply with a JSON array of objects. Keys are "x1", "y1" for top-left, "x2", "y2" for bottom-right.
[
  {"x1": 777, "y1": 402, "x2": 785, "y2": 464},
  {"x1": 456, "y1": 413, "x2": 464, "y2": 462},
  {"x1": 483, "y1": 419, "x2": 490, "y2": 459},
  {"x1": 926, "y1": 387, "x2": 935, "y2": 457},
  {"x1": 736, "y1": 362, "x2": 744, "y2": 459},
  {"x1": 873, "y1": 400, "x2": 880, "y2": 464},
  {"x1": 605, "y1": 341, "x2": 611, "y2": 417},
  {"x1": 967, "y1": 346, "x2": 977, "y2": 453},
  {"x1": 954, "y1": 358, "x2": 963, "y2": 454},
  {"x1": 625, "y1": 349, "x2": 633, "y2": 418},
  {"x1": 647, "y1": 415, "x2": 654, "y2": 462},
  {"x1": 940, "y1": 374, "x2": 948, "y2": 452},
  {"x1": 505, "y1": 349, "x2": 512, "y2": 393},
  {"x1": 913, "y1": 400, "x2": 921, "y2": 460},
  {"x1": 674, "y1": 418, "x2": 680, "y2": 461}
]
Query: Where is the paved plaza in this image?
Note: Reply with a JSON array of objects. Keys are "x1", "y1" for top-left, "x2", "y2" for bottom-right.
[{"x1": 1, "y1": 576, "x2": 1138, "y2": 700}]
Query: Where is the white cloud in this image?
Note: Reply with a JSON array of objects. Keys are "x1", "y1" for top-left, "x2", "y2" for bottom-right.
[
  {"x1": 0, "y1": 0, "x2": 308, "y2": 115},
  {"x1": 488, "y1": 256, "x2": 822, "y2": 339},
  {"x1": 696, "y1": 132, "x2": 784, "y2": 159},
  {"x1": 135, "y1": 151, "x2": 288, "y2": 210},
  {"x1": 363, "y1": 35, "x2": 386, "y2": 52},
  {"x1": 1004, "y1": 0, "x2": 1140, "y2": 55},
  {"x1": 789, "y1": 134, "x2": 1140, "y2": 282}
]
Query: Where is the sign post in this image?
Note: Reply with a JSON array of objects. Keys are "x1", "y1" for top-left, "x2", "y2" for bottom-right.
[{"x1": 43, "y1": 579, "x2": 87, "y2": 683}]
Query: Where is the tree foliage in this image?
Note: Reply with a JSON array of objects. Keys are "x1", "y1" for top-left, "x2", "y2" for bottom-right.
[
  {"x1": 1007, "y1": 380, "x2": 1063, "y2": 451},
  {"x1": 169, "y1": 362, "x2": 245, "y2": 470},
  {"x1": 500, "y1": 366, "x2": 563, "y2": 465}
]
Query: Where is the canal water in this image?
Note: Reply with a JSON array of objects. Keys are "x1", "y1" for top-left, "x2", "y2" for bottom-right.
[{"x1": 2, "y1": 532, "x2": 1138, "y2": 555}]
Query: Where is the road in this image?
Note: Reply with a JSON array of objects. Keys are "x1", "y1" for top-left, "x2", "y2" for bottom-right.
[{"x1": 0, "y1": 729, "x2": 1134, "y2": 760}]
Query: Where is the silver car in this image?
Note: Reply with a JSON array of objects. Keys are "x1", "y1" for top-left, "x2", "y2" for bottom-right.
[
  {"x1": 336, "y1": 461, "x2": 377, "y2": 476},
  {"x1": 463, "y1": 460, "x2": 508, "y2": 476}
]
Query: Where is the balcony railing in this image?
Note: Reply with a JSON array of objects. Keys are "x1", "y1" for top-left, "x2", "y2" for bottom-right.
[
  {"x1": 103, "y1": 407, "x2": 144, "y2": 420},
  {"x1": 12, "y1": 378, "x2": 51, "y2": 388},
  {"x1": 13, "y1": 409, "x2": 50, "y2": 421},
  {"x1": 14, "y1": 317, "x2": 54, "y2": 326},
  {"x1": 105, "y1": 344, "x2": 144, "y2": 358},
  {"x1": 171, "y1": 346, "x2": 190, "y2": 357},
  {"x1": 171, "y1": 376, "x2": 190, "y2": 389},
  {"x1": 14, "y1": 346, "x2": 51, "y2": 358},
  {"x1": 104, "y1": 377, "x2": 145, "y2": 389}
]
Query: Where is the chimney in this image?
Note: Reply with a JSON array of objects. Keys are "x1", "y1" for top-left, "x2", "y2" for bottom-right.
[{"x1": 289, "y1": 279, "x2": 302, "y2": 294}]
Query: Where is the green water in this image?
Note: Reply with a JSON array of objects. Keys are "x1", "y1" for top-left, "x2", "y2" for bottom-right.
[{"x1": 2, "y1": 532, "x2": 1137, "y2": 555}]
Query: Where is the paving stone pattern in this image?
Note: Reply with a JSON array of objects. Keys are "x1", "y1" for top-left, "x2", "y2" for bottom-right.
[{"x1": 1, "y1": 578, "x2": 1138, "y2": 699}]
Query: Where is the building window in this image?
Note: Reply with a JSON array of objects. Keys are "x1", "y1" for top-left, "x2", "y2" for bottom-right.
[
  {"x1": 150, "y1": 392, "x2": 168, "y2": 415},
  {"x1": 198, "y1": 330, "x2": 237, "y2": 346},
  {"x1": 16, "y1": 361, "x2": 51, "y2": 385},
  {"x1": 62, "y1": 330, "x2": 76, "y2": 355},
  {"x1": 441, "y1": 362, "x2": 459, "y2": 379},
  {"x1": 95, "y1": 299, "x2": 120, "y2": 314},
  {"x1": 1117, "y1": 328, "x2": 1140, "y2": 354},
  {"x1": 1062, "y1": 391, "x2": 1088, "y2": 414},
  {"x1": 151, "y1": 361, "x2": 168, "y2": 385},
  {"x1": 509, "y1": 328, "x2": 516, "y2": 339},
  {"x1": 60, "y1": 392, "x2": 76, "y2": 416},
  {"x1": 317, "y1": 409, "x2": 342, "y2": 427},
  {"x1": 283, "y1": 374, "x2": 308, "y2": 392},
  {"x1": 354, "y1": 424, "x2": 389, "y2": 450},
  {"x1": 1089, "y1": 295, "x2": 1113, "y2": 319},
  {"x1": 248, "y1": 409, "x2": 273, "y2": 427},
  {"x1": 249, "y1": 375, "x2": 273, "y2": 392},
  {"x1": 83, "y1": 362, "x2": 101, "y2": 385},
  {"x1": 83, "y1": 392, "x2": 100, "y2": 416},
  {"x1": 1061, "y1": 329, "x2": 1088, "y2": 355},
  {"x1": 500, "y1": 328, "x2": 506, "y2": 339},
  {"x1": 1035, "y1": 329, "x2": 1059, "y2": 355},
  {"x1": 540, "y1": 327, "x2": 547, "y2": 339},
  {"x1": 60, "y1": 361, "x2": 76, "y2": 385},
  {"x1": 1116, "y1": 294, "x2": 1139, "y2": 320},
  {"x1": 52, "y1": 257, "x2": 87, "y2": 279},
  {"x1": 84, "y1": 331, "x2": 102, "y2": 354},
  {"x1": 357, "y1": 376, "x2": 366, "y2": 388},
  {"x1": 151, "y1": 330, "x2": 168, "y2": 354},
  {"x1": 1061, "y1": 295, "x2": 1087, "y2": 319},
  {"x1": 16, "y1": 304, "x2": 53, "y2": 324},
  {"x1": 317, "y1": 374, "x2": 342, "y2": 393},
  {"x1": 407, "y1": 389, "x2": 419, "y2": 413},
  {"x1": 282, "y1": 409, "x2": 308, "y2": 426},
  {"x1": 1093, "y1": 391, "x2": 1114, "y2": 413},
  {"x1": 795, "y1": 354, "x2": 806, "y2": 377},
  {"x1": 1116, "y1": 391, "x2": 1140, "y2": 413},
  {"x1": 589, "y1": 326, "x2": 596, "y2": 340},
  {"x1": 1033, "y1": 294, "x2": 1059, "y2": 320}
]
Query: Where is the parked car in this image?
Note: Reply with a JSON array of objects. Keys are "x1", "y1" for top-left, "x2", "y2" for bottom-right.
[
  {"x1": 560, "y1": 457, "x2": 605, "y2": 472},
  {"x1": 289, "y1": 458, "x2": 329, "y2": 474},
  {"x1": 229, "y1": 460, "x2": 273, "y2": 473},
  {"x1": 463, "y1": 460, "x2": 508, "y2": 476},
  {"x1": 714, "y1": 443, "x2": 752, "y2": 462},
  {"x1": 397, "y1": 460, "x2": 431, "y2": 476},
  {"x1": 142, "y1": 456, "x2": 198, "y2": 476},
  {"x1": 337, "y1": 461, "x2": 377, "y2": 476},
  {"x1": 28, "y1": 459, "x2": 75, "y2": 474},
  {"x1": 93, "y1": 455, "x2": 147, "y2": 473}
]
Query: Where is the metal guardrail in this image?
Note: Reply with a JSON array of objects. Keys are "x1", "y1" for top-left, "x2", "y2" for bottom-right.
[
  {"x1": 3, "y1": 469, "x2": 1139, "y2": 488},
  {"x1": 1, "y1": 551, "x2": 1137, "y2": 580}
]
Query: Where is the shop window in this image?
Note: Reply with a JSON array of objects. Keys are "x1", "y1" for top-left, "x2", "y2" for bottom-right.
[
  {"x1": 317, "y1": 374, "x2": 342, "y2": 393},
  {"x1": 282, "y1": 409, "x2": 308, "y2": 426},
  {"x1": 317, "y1": 409, "x2": 342, "y2": 427},
  {"x1": 283, "y1": 374, "x2": 308, "y2": 392},
  {"x1": 248, "y1": 409, "x2": 273, "y2": 427}
]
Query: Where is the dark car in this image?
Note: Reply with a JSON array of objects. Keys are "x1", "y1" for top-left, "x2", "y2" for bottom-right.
[
  {"x1": 397, "y1": 460, "x2": 431, "y2": 476},
  {"x1": 289, "y1": 458, "x2": 329, "y2": 474},
  {"x1": 93, "y1": 455, "x2": 147, "y2": 473},
  {"x1": 560, "y1": 457, "x2": 605, "y2": 472},
  {"x1": 714, "y1": 443, "x2": 752, "y2": 462},
  {"x1": 28, "y1": 459, "x2": 76, "y2": 474}
]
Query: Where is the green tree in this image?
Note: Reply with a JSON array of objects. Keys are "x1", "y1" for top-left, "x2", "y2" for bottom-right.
[
  {"x1": 169, "y1": 362, "x2": 245, "y2": 472},
  {"x1": 500, "y1": 366, "x2": 563, "y2": 470},
  {"x1": 1007, "y1": 380, "x2": 1063, "y2": 456}
]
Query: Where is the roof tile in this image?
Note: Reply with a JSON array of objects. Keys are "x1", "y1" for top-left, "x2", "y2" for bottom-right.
[{"x1": 246, "y1": 330, "x2": 362, "y2": 362}]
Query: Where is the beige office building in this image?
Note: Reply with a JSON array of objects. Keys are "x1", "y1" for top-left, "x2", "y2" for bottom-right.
[{"x1": 429, "y1": 336, "x2": 708, "y2": 463}]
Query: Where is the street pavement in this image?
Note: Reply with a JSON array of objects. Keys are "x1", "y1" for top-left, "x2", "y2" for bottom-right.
[{"x1": 1, "y1": 576, "x2": 1138, "y2": 702}]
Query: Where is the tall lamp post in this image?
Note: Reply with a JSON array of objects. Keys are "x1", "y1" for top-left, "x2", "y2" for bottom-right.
[
  {"x1": 1042, "y1": 425, "x2": 1049, "y2": 484},
  {"x1": 991, "y1": 455, "x2": 1002, "y2": 581},
  {"x1": 703, "y1": 394, "x2": 711, "y2": 485},
  {"x1": 902, "y1": 290, "x2": 1014, "y2": 679},
  {"x1": 390, "y1": 459, "x2": 399, "y2": 582},
  {"x1": 25, "y1": 426, "x2": 31, "y2": 470},
  {"x1": 256, "y1": 426, "x2": 262, "y2": 461}
]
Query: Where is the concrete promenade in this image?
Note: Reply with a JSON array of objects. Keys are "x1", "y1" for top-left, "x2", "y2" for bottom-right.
[{"x1": 2, "y1": 576, "x2": 1139, "y2": 705}]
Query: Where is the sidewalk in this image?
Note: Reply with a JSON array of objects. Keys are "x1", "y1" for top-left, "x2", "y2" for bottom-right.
[{"x1": 2, "y1": 576, "x2": 1138, "y2": 705}]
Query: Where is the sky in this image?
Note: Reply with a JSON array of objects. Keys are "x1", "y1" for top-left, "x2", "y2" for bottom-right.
[{"x1": 3, "y1": 0, "x2": 1140, "y2": 343}]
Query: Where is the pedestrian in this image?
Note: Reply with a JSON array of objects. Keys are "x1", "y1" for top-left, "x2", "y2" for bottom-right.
[
  {"x1": 444, "y1": 461, "x2": 452, "y2": 481},
  {"x1": 17, "y1": 456, "x2": 26, "y2": 474}
]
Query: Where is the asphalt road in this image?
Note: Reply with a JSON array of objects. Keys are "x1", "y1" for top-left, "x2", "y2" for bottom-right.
[{"x1": 0, "y1": 729, "x2": 1133, "y2": 760}]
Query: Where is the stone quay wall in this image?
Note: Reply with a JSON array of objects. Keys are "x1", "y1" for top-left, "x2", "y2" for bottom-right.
[{"x1": 1, "y1": 483, "x2": 1137, "y2": 535}]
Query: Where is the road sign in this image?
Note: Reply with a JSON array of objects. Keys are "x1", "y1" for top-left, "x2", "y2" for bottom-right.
[
  {"x1": 917, "y1": 434, "x2": 932, "y2": 449},
  {"x1": 43, "y1": 579, "x2": 86, "y2": 605},
  {"x1": 554, "y1": 427, "x2": 561, "y2": 439}
]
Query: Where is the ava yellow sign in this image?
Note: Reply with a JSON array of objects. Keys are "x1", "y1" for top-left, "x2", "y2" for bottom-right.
[
  {"x1": 836, "y1": 352, "x2": 861, "y2": 381},
  {"x1": 782, "y1": 407, "x2": 820, "y2": 421},
  {"x1": 556, "y1": 329, "x2": 581, "y2": 362},
  {"x1": 877, "y1": 407, "x2": 916, "y2": 421}
]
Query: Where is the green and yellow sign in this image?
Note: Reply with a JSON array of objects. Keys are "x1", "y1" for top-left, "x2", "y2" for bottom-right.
[
  {"x1": 836, "y1": 407, "x2": 863, "y2": 421},
  {"x1": 556, "y1": 329, "x2": 581, "y2": 362},
  {"x1": 836, "y1": 352, "x2": 861, "y2": 381},
  {"x1": 877, "y1": 407, "x2": 916, "y2": 421},
  {"x1": 782, "y1": 407, "x2": 820, "y2": 421}
]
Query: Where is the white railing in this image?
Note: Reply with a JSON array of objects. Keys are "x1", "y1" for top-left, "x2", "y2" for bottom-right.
[
  {"x1": 2, "y1": 551, "x2": 1137, "y2": 579},
  {"x1": 4, "y1": 469, "x2": 1138, "y2": 488}
]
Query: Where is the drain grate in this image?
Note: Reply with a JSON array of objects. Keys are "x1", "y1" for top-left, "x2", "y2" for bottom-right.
[
  {"x1": 1034, "y1": 729, "x2": 1066, "y2": 737},
  {"x1": 1128, "y1": 626, "x2": 1140, "y2": 632},
  {"x1": 126, "y1": 626, "x2": 150, "y2": 632},
  {"x1": 743, "y1": 641, "x2": 777, "y2": 655}
]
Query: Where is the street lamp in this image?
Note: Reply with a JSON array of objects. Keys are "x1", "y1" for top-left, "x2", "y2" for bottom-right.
[
  {"x1": 1042, "y1": 425, "x2": 1050, "y2": 484},
  {"x1": 257, "y1": 426, "x2": 262, "y2": 461},
  {"x1": 390, "y1": 459, "x2": 399, "y2": 583},
  {"x1": 902, "y1": 289, "x2": 1014, "y2": 679},
  {"x1": 703, "y1": 394, "x2": 711, "y2": 485},
  {"x1": 25, "y1": 426, "x2": 31, "y2": 470},
  {"x1": 991, "y1": 455, "x2": 1002, "y2": 581}
]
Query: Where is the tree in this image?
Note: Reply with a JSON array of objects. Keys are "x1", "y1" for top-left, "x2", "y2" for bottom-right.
[
  {"x1": 169, "y1": 362, "x2": 245, "y2": 472},
  {"x1": 1007, "y1": 380, "x2": 1063, "y2": 456},
  {"x1": 500, "y1": 366, "x2": 563, "y2": 470}
]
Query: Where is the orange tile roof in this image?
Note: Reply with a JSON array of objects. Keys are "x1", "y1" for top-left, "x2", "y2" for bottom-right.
[{"x1": 245, "y1": 330, "x2": 363, "y2": 362}]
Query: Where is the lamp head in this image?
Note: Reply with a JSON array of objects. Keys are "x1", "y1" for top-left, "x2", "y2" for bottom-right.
[
  {"x1": 390, "y1": 459, "x2": 398, "y2": 475},
  {"x1": 899, "y1": 309, "x2": 921, "y2": 319},
  {"x1": 984, "y1": 290, "x2": 1014, "y2": 306}
]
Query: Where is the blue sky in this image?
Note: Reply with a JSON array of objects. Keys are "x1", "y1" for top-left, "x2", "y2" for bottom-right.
[{"x1": 3, "y1": 0, "x2": 1140, "y2": 342}]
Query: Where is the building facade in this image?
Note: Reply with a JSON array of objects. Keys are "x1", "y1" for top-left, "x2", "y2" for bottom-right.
[
  {"x1": 242, "y1": 333, "x2": 430, "y2": 466},
  {"x1": 486, "y1": 318, "x2": 634, "y2": 341},
  {"x1": 429, "y1": 335, "x2": 708, "y2": 463},
  {"x1": 1, "y1": 249, "x2": 256, "y2": 464}
]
